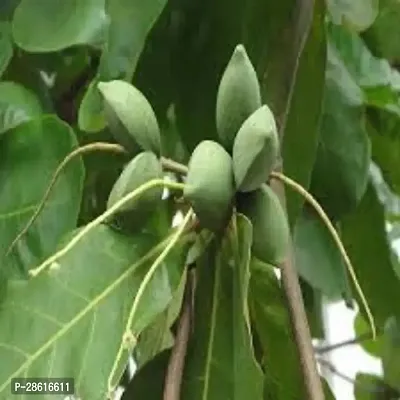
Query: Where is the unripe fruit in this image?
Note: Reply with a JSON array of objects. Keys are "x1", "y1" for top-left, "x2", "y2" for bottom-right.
[
  {"x1": 237, "y1": 184, "x2": 289, "y2": 265},
  {"x1": 184, "y1": 140, "x2": 235, "y2": 231},
  {"x1": 98, "y1": 80, "x2": 161, "y2": 155},
  {"x1": 216, "y1": 44, "x2": 261, "y2": 152},
  {"x1": 233, "y1": 105, "x2": 279, "y2": 192},
  {"x1": 107, "y1": 152, "x2": 163, "y2": 227}
]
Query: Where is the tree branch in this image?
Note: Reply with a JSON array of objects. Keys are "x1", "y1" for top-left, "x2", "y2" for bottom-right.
[
  {"x1": 270, "y1": 0, "x2": 325, "y2": 398},
  {"x1": 163, "y1": 269, "x2": 195, "y2": 400}
]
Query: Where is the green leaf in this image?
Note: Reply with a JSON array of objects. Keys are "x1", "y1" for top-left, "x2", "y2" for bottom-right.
[
  {"x1": 78, "y1": 0, "x2": 167, "y2": 134},
  {"x1": 354, "y1": 313, "x2": 384, "y2": 358},
  {"x1": 78, "y1": 78, "x2": 107, "y2": 133},
  {"x1": 249, "y1": 259, "x2": 305, "y2": 399},
  {"x1": 121, "y1": 349, "x2": 171, "y2": 400},
  {"x1": 368, "y1": 117, "x2": 400, "y2": 196},
  {"x1": 341, "y1": 183, "x2": 400, "y2": 328},
  {"x1": 134, "y1": 270, "x2": 186, "y2": 368},
  {"x1": 363, "y1": 0, "x2": 400, "y2": 61},
  {"x1": 0, "y1": 22, "x2": 13, "y2": 78},
  {"x1": 354, "y1": 373, "x2": 400, "y2": 399},
  {"x1": 294, "y1": 207, "x2": 350, "y2": 300},
  {"x1": 310, "y1": 57, "x2": 371, "y2": 220},
  {"x1": 12, "y1": 0, "x2": 107, "y2": 52},
  {"x1": 0, "y1": 224, "x2": 187, "y2": 397},
  {"x1": 99, "y1": 0, "x2": 167, "y2": 81},
  {"x1": 382, "y1": 317, "x2": 400, "y2": 390},
  {"x1": 326, "y1": 0, "x2": 378, "y2": 32},
  {"x1": 0, "y1": 116, "x2": 84, "y2": 275},
  {"x1": 281, "y1": 0, "x2": 327, "y2": 226},
  {"x1": 0, "y1": 81, "x2": 42, "y2": 135},
  {"x1": 327, "y1": 22, "x2": 396, "y2": 90},
  {"x1": 182, "y1": 214, "x2": 263, "y2": 400}
]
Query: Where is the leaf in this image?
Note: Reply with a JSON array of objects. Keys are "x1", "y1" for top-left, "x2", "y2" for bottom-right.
[
  {"x1": 182, "y1": 214, "x2": 264, "y2": 400},
  {"x1": 0, "y1": 224, "x2": 187, "y2": 398},
  {"x1": 0, "y1": 116, "x2": 84, "y2": 276},
  {"x1": 327, "y1": 22, "x2": 397, "y2": 90},
  {"x1": 326, "y1": 0, "x2": 378, "y2": 32},
  {"x1": 0, "y1": 22, "x2": 13, "y2": 78},
  {"x1": 354, "y1": 313, "x2": 384, "y2": 358},
  {"x1": 78, "y1": 0, "x2": 167, "y2": 134},
  {"x1": 310, "y1": 54, "x2": 371, "y2": 220},
  {"x1": 368, "y1": 116, "x2": 400, "y2": 196},
  {"x1": 293, "y1": 207, "x2": 350, "y2": 300},
  {"x1": 99, "y1": 0, "x2": 168, "y2": 81},
  {"x1": 121, "y1": 349, "x2": 171, "y2": 400},
  {"x1": 12, "y1": 0, "x2": 108, "y2": 52},
  {"x1": 134, "y1": 270, "x2": 186, "y2": 368},
  {"x1": 341, "y1": 183, "x2": 400, "y2": 329},
  {"x1": 281, "y1": 0, "x2": 327, "y2": 226},
  {"x1": 382, "y1": 317, "x2": 400, "y2": 391},
  {"x1": 249, "y1": 259, "x2": 305, "y2": 399},
  {"x1": 363, "y1": 0, "x2": 400, "y2": 61},
  {"x1": 0, "y1": 81, "x2": 42, "y2": 135},
  {"x1": 354, "y1": 373, "x2": 400, "y2": 399},
  {"x1": 78, "y1": 78, "x2": 107, "y2": 133}
]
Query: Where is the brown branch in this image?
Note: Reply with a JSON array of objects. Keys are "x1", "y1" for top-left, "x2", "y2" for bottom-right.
[
  {"x1": 270, "y1": 0, "x2": 325, "y2": 397},
  {"x1": 163, "y1": 269, "x2": 195, "y2": 400},
  {"x1": 5, "y1": 142, "x2": 127, "y2": 259}
]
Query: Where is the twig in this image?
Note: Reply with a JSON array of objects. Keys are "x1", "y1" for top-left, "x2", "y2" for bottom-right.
[
  {"x1": 317, "y1": 358, "x2": 385, "y2": 394},
  {"x1": 107, "y1": 209, "x2": 194, "y2": 391},
  {"x1": 5, "y1": 142, "x2": 127, "y2": 259},
  {"x1": 315, "y1": 333, "x2": 373, "y2": 354},
  {"x1": 29, "y1": 179, "x2": 186, "y2": 277},
  {"x1": 271, "y1": 171, "x2": 376, "y2": 340},
  {"x1": 163, "y1": 269, "x2": 195, "y2": 400},
  {"x1": 161, "y1": 157, "x2": 189, "y2": 176}
]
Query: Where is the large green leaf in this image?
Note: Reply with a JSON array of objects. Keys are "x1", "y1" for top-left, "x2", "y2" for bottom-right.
[
  {"x1": 310, "y1": 51, "x2": 371, "y2": 220},
  {"x1": 354, "y1": 373, "x2": 400, "y2": 399},
  {"x1": 78, "y1": 0, "x2": 167, "y2": 133},
  {"x1": 12, "y1": 0, "x2": 107, "y2": 52},
  {"x1": 134, "y1": 270, "x2": 186, "y2": 368},
  {"x1": 293, "y1": 207, "x2": 350, "y2": 300},
  {"x1": 0, "y1": 116, "x2": 84, "y2": 275},
  {"x1": 0, "y1": 81, "x2": 42, "y2": 135},
  {"x1": 0, "y1": 224, "x2": 187, "y2": 398},
  {"x1": 0, "y1": 22, "x2": 12, "y2": 78},
  {"x1": 99, "y1": 0, "x2": 167, "y2": 81},
  {"x1": 326, "y1": 0, "x2": 378, "y2": 32},
  {"x1": 341, "y1": 183, "x2": 400, "y2": 328},
  {"x1": 249, "y1": 259, "x2": 305, "y2": 399},
  {"x1": 382, "y1": 317, "x2": 400, "y2": 390},
  {"x1": 327, "y1": 22, "x2": 397, "y2": 90},
  {"x1": 280, "y1": 0, "x2": 326, "y2": 226},
  {"x1": 363, "y1": 0, "x2": 400, "y2": 61},
  {"x1": 182, "y1": 214, "x2": 263, "y2": 400}
]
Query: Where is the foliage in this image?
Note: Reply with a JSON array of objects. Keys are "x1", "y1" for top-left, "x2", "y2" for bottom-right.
[{"x1": 1, "y1": 1, "x2": 400, "y2": 399}]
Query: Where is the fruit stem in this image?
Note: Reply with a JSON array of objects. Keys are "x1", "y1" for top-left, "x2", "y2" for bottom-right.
[
  {"x1": 5, "y1": 142, "x2": 127, "y2": 260},
  {"x1": 29, "y1": 179, "x2": 186, "y2": 277},
  {"x1": 107, "y1": 208, "x2": 194, "y2": 391},
  {"x1": 270, "y1": 171, "x2": 376, "y2": 340}
]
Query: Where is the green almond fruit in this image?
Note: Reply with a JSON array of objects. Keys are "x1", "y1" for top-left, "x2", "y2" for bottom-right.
[
  {"x1": 184, "y1": 140, "x2": 235, "y2": 231},
  {"x1": 216, "y1": 44, "x2": 261, "y2": 151},
  {"x1": 107, "y1": 151, "x2": 163, "y2": 228},
  {"x1": 237, "y1": 184, "x2": 290, "y2": 265},
  {"x1": 233, "y1": 105, "x2": 279, "y2": 192},
  {"x1": 98, "y1": 80, "x2": 161, "y2": 155}
]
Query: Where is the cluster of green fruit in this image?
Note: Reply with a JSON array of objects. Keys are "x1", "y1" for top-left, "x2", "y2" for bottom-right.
[{"x1": 98, "y1": 44, "x2": 290, "y2": 267}]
